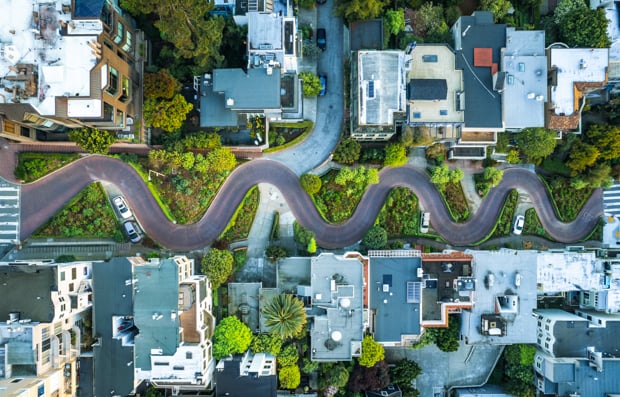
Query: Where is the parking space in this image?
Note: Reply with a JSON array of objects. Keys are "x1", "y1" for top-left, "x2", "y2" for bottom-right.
[{"x1": 100, "y1": 182, "x2": 144, "y2": 243}]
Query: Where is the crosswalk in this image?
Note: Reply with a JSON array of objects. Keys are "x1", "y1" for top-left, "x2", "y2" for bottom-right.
[
  {"x1": 0, "y1": 179, "x2": 20, "y2": 244},
  {"x1": 604, "y1": 183, "x2": 620, "y2": 218}
]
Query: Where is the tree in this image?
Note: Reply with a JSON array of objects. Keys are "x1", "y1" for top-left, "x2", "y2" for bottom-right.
[
  {"x1": 302, "y1": 41, "x2": 322, "y2": 60},
  {"x1": 430, "y1": 164, "x2": 451, "y2": 188},
  {"x1": 301, "y1": 357, "x2": 319, "y2": 374},
  {"x1": 335, "y1": 0, "x2": 386, "y2": 23},
  {"x1": 359, "y1": 335, "x2": 385, "y2": 367},
  {"x1": 144, "y1": 69, "x2": 181, "y2": 100},
  {"x1": 516, "y1": 128, "x2": 557, "y2": 163},
  {"x1": 348, "y1": 361, "x2": 391, "y2": 392},
  {"x1": 586, "y1": 123, "x2": 620, "y2": 161},
  {"x1": 585, "y1": 163, "x2": 612, "y2": 188},
  {"x1": 566, "y1": 141, "x2": 599, "y2": 174},
  {"x1": 483, "y1": 167, "x2": 504, "y2": 187},
  {"x1": 277, "y1": 343, "x2": 299, "y2": 367},
  {"x1": 307, "y1": 237, "x2": 317, "y2": 254},
  {"x1": 262, "y1": 294, "x2": 307, "y2": 339},
  {"x1": 333, "y1": 138, "x2": 361, "y2": 165},
  {"x1": 68, "y1": 128, "x2": 115, "y2": 155},
  {"x1": 391, "y1": 359, "x2": 422, "y2": 393},
  {"x1": 299, "y1": 71, "x2": 322, "y2": 97},
  {"x1": 410, "y1": 3, "x2": 448, "y2": 40},
  {"x1": 385, "y1": 9, "x2": 405, "y2": 36},
  {"x1": 300, "y1": 173, "x2": 322, "y2": 195},
  {"x1": 201, "y1": 248, "x2": 234, "y2": 289},
  {"x1": 558, "y1": 7, "x2": 610, "y2": 48},
  {"x1": 319, "y1": 363, "x2": 350, "y2": 389},
  {"x1": 251, "y1": 333, "x2": 283, "y2": 355},
  {"x1": 449, "y1": 168, "x2": 464, "y2": 184},
  {"x1": 554, "y1": 0, "x2": 586, "y2": 24},
  {"x1": 206, "y1": 147, "x2": 237, "y2": 172},
  {"x1": 143, "y1": 94, "x2": 193, "y2": 133},
  {"x1": 401, "y1": 126, "x2": 434, "y2": 148},
  {"x1": 212, "y1": 316, "x2": 252, "y2": 359},
  {"x1": 363, "y1": 225, "x2": 387, "y2": 249},
  {"x1": 431, "y1": 314, "x2": 461, "y2": 352},
  {"x1": 507, "y1": 149, "x2": 520, "y2": 164},
  {"x1": 384, "y1": 143, "x2": 408, "y2": 167},
  {"x1": 479, "y1": 0, "x2": 513, "y2": 22},
  {"x1": 294, "y1": 221, "x2": 315, "y2": 246},
  {"x1": 425, "y1": 143, "x2": 446, "y2": 162},
  {"x1": 279, "y1": 365, "x2": 301, "y2": 389},
  {"x1": 265, "y1": 245, "x2": 288, "y2": 263},
  {"x1": 335, "y1": 167, "x2": 355, "y2": 186}
]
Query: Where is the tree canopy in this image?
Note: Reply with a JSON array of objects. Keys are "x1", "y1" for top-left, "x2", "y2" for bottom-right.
[
  {"x1": 300, "y1": 173, "x2": 322, "y2": 195},
  {"x1": 585, "y1": 123, "x2": 620, "y2": 161},
  {"x1": 385, "y1": 9, "x2": 406, "y2": 36},
  {"x1": 144, "y1": 69, "x2": 181, "y2": 100},
  {"x1": 279, "y1": 365, "x2": 301, "y2": 389},
  {"x1": 201, "y1": 248, "x2": 234, "y2": 289},
  {"x1": 359, "y1": 335, "x2": 385, "y2": 367},
  {"x1": 479, "y1": 0, "x2": 513, "y2": 22},
  {"x1": 69, "y1": 128, "x2": 115, "y2": 155},
  {"x1": 262, "y1": 294, "x2": 307, "y2": 339},
  {"x1": 250, "y1": 333, "x2": 283, "y2": 356},
  {"x1": 347, "y1": 361, "x2": 390, "y2": 393},
  {"x1": 143, "y1": 94, "x2": 193, "y2": 133},
  {"x1": 516, "y1": 128, "x2": 557, "y2": 163},
  {"x1": 265, "y1": 245, "x2": 289, "y2": 263},
  {"x1": 335, "y1": 0, "x2": 386, "y2": 23},
  {"x1": 391, "y1": 359, "x2": 422, "y2": 394},
  {"x1": 363, "y1": 225, "x2": 388, "y2": 250},
  {"x1": 567, "y1": 141, "x2": 599, "y2": 174},
  {"x1": 333, "y1": 138, "x2": 361, "y2": 165},
  {"x1": 277, "y1": 343, "x2": 300, "y2": 367},
  {"x1": 384, "y1": 142, "x2": 408, "y2": 167},
  {"x1": 299, "y1": 72, "x2": 323, "y2": 97},
  {"x1": 212, "y1": 316, "x2": 252, "y2": 359},
  {"x1": 558, "y1": 7, "x2": 610, "y2": 48}
]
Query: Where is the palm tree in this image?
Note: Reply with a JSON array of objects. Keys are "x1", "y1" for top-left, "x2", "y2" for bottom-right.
[{"x1": 262, "y1": 294, "x2": 307, "y2": 339}]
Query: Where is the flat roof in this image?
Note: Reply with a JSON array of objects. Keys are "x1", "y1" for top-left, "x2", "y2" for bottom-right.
[
  {"x1": 92, "y1": 258, "x2": 135, "y2": 397},
  {"x1": 536, "y1": 251, "x2": 605, "y2": 293},
  {"x1": 549, "y1": 48, "x2": 608, "y2": 117},
  {"x1": 228, "y1": 282, "x2": 261, "y2": 332},
  {"x1": 309, "y1": 254, "x2": 364, "y2": 361},
  {"x1": 0, "y1": 264, "x2": 55, "y2": 322},
  {"x1": 199, "y1": 80, "x2": 239, "y2": 128},
  {"x1": 555, "y1": 358, "x2": 620, "y2": 396},
  {"x1": 349, "y1": 19, "x2": 384, "y2": 51},
  {"x1": 213, "y1": 68, "x2": 281, "y2": 110},
  {"x1": 248, "y1": 12, "x2": 283, "y2": 51},
  {"x1": 357, "y1": 51, "x2": 406, "y2": 126},
  {"x1": 0, "y1": 0, "x2": 100, "y2": 117},
  {"x1": 461, "y1": 249, "x2": 538, "y2": 345},
  {"x1": 452, "y1": 13, "x2": 505, "y2": 128},
  {"x1": 502, "y1": 28, "x2": 547, "y2": 129},
  {"x1": 368, "y1": 252, "x2": 422, "y2": 343},
  {"x1": 133, "y1": 258, "x2": 180, "y2": 371}
]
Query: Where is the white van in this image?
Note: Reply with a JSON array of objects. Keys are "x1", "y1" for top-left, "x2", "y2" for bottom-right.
[{"x1": 420, "y1": 212, "x2": 430, "y2": 233}]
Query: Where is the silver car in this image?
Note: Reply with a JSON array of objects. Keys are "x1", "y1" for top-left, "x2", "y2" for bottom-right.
[
  {"x1": 123, "y1": 221, "x2": 142, "y2": 243},
  {"x1": 113, "y1": 196, "x2": 132, "y2": 219}
]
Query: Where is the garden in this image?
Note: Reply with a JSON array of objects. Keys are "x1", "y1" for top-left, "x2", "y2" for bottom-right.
[
  {"x1": 14, "y1": 152, "x2": 80, "y2": 182},
  {"x1": 265, "y1": 120, "x2": 314, "y2": 152},
  {"x1": 218, "y1": 186, "x2": 260, "y2": 243}
]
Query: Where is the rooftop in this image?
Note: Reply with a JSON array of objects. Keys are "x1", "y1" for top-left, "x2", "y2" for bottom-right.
[
  {"x1": 92, "y1": 258, "x2": 135, "y2": 397},
  {"x1": 549, "y1": 48, "x2": 608, "y2": 118},
  {"x1": 213, "y1": 68, "x2": 282, "y2": 110},
  {"x1": 247, "y1": 12, "x2": 297, "y2": 72},
  {"x1": 0, "y1": 0, "x2": 101, "y2": 116},
  {"x1": 538, "y1": 356, "x2": 620, "y2": 396},
  {"x1": 215, "y1": 352, "x2": 277, "y2": 397},
  {"x1": 0, "y1": 264, "x2": 55, "y2": 323},
  {"x1": 452, "y1": 12, "x2": 505, "y2": 128},
  {"x1": 228, "y1": 282, "x2": 261, "y2": 333},
  {"x1": 309, "y1": 253, "x2": 364, "y2": 362},
  {"x1": 536, "y1": 251, "x2": 605, "y2": 293},
  {"x1": 501, "y1": 28, "x2": 547, "y2": 129},
  {"x1": 368, "y1": 251, "x2": 422, "y2": 344},
  {"x1": 461, "y1": 249, "x2": 538, "y2": 345},
  {"x1": 356, "y1": 50, "x2": 406, "y2": 126}
]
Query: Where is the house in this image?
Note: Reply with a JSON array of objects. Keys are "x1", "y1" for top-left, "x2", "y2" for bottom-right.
[
  {"x1": 307, "y1": 253, "x2": 364, "y2": 362},
  {"x1": 547, "y1": 48, "x2": 608, "y2": 132},
  {"x1": 350, "y1": 50, "x2": 407, "y2": 141},
  {"x1": 247, "y1": 12, "x2": 298, "y2": 73},
  {"x1": 215, "y1": 351, "x2": 277, "y2": 397},
  {"x1": 0, "y1": 259, "x2": 92, "y2": 395},
  {"x1": 533, "y1": 309, "x2": 620, "y2": 396},
  {"x1": 0, "y1": 0, "x2": 144, "y2": 142}
]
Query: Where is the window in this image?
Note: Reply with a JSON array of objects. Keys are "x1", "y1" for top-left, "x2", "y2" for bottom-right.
[
  {"x1": 69, "y1": 283, "x2": 74, "y2": 292},
  {"x1": 440, "y1": 109, "x2": 448, "y2": 116},
  {"x1": 60, "y1": 271, "x2": 65, "y2": 282},
  {"x1": 23, "y1": 113, "x2": 55, "y2": 128},
  {"x1": 103, "y1": 102, "x2": 114, "y2": 121},
  {"x1": 114, "y1": 22, "x2": 124, "y2": 44},
  {"x1": 186, "y1": 352, "x2": 193, "y2": 360},
  {"x1": 122, "y1": 30, "x2": 133, "y2": 52},
  {"x1": 104, "y1": 40, "x2": 113, "y2": 50},
  {"x1": 413, "y1": 112, "x2": 421, "y2": 119},
  {"x1": 173, "y1": 365, "x2": 185, "y2": 371},
  {"x1": 106, "y1": 67, "x2": 119, "y2": 96},
  {"x1": 11, "y1": 379, "x2": 22, "y2": 383},
  {"x1": 119, "y1": 76, "x2": 131, "y2": 103},
  {"x1": 422, "y1": 55, "x2": 438, "y2": 62},
  {"x1": 518, "y1": 63, "x2": 525, "y2": 72},
  {"x1": 72, "y1": 268, "x2": 76, "y2": 279}
]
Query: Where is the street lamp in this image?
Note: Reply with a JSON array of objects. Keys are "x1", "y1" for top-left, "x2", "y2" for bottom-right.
[{"x1": 148, "y1": 169, "x2": 164, "y2": 182}]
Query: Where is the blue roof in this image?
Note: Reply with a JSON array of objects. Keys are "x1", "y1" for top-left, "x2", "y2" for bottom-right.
[{"x1": 73, "y1": 0, "x2": 105, "y2": 18}]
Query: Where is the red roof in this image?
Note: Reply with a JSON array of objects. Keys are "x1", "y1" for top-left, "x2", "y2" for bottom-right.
[{"x1": 474, "y1": 48, "x2": 493, "y2": 67}]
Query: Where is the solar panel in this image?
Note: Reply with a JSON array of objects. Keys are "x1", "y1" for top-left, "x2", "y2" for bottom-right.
[
  {"x1": 407, "y1": 281, "x2": 421, "y2": 303},
  {"x1": 368, "y1": 81, "x2": 375, "y2": 98}
]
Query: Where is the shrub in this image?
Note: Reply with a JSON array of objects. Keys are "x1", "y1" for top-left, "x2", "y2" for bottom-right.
[
  {"x1": 279, "y1": 365, "x2": 301, "y2": 389},
  {"x1": 300, "y1": 173, "x2": 322, "y2": 195},
  {"x1": 363, "y1": 226, "x2": 387, "y2": 249}
]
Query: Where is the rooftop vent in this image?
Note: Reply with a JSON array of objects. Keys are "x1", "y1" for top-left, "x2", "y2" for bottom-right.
[
  {"x1": 266, "y1": 67, "x2": 273, "y2": 75},
  {"x1": 226, "y1": 98, "x2": 234, "y2": 106},
  {"x1": 340, "y1": 298, "x2": 351, "y2": 308},
  {"x1": 331, "y1": 330, "x2": 342, "y2": 342}
]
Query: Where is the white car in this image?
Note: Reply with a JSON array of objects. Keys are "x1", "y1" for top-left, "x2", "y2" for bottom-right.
[
  {"x1": 113, "y1": 196, "x2": 132, "y2": 219},
  {"x1": 513, "y1": 215, "x2": 525, "y2": 235},
  {"x1": 420, "y1": 212, "x2": 430, "y2": 233}
]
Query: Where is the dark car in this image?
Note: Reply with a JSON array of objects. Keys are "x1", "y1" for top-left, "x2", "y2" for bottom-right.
[
  {"x1": 317, "y1": 0, "x2": 327, "y2": 4},
  {"x1": 319, "y1": 74, "x2": 326, "y2": 96},
  {"x1": 316, "y1": 28, "x2": 326, "y2": 51}
]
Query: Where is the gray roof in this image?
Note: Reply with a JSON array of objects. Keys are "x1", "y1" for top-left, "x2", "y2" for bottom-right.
[
  {"x1": 368, "y1": 255, "x2": 422, "y2": 343},
  {"x1": 408, "y1": 79, "x2": 448, "y2": 100},
  {"x1": 452, "y1": 12, "x2": 505, "y2": 128},
  {"x1": 92, "y1": 258, "x2": 135, "y2": 397},
  {"x1": 544, "y1": 358, "x2": 620, "y2": 396},
  {"x1": 213, "y1": 68, "x2": 281, "y2": 110},
  {"x1": 349, "y1": 19, "x2": 384, "y2": 51},
  {"x1": 548, "y1": 313, "x2": 620, "y2": 357},
  {"x1": 133, "y1": 258, "x2": 180, "y2": 371},
  {"x1": 199, "y1": 82, "x2": 239, "y2": 128},
  {"x1": 0, "y1": 265, "x2": 55, "y2": 323},
  {"x1": 215, "y1": 354, "x2": 277, "y2": 397}
]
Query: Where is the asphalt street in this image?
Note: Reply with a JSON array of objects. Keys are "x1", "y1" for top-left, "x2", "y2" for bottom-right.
[{"x1": 19, "y1": 156, "x2": 602, "y2": 250}]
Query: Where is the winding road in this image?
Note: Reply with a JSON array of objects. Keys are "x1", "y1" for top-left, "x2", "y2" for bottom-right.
[{"x1": 20, "y1": 156, "x2": 603, "y2": 250}]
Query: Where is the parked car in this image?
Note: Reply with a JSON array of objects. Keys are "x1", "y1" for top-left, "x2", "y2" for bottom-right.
[
  {"x1": 113, "y1": 196, "x2": 132, "y2": 219},
  {"x1": 515, "y1": 272, "x2": 522, "y2": 288},
  {"x1": 513, "y1": 215, "x2": 525, "y2": 235},
  {"x1": 486, "y1": 272, "x2": 495, "y2": 289},
  {"x1": 420, "y1": 212, "x2": 430, "y2": 233},
  {"x1": 317, "y1": 0, "x2": 327, "y2": 4},
  {"x1": 123, "y1": 221, "x2": 142, "y2": 243},
  {"x1": 316, "y1": 28, "x2": 326, "y2": 51},
  {"x1": 319, "y1": 74, "x2": 326, "y2": 96}
]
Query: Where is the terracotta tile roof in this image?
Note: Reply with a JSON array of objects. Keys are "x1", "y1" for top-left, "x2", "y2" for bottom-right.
[
  {"x1": 474, "y1": 48, "x2": 493, "y2": 67},
  {"x1": 491, "y1": 63, "x2": 498, "y2": 76},
  {"x1": 548, "y1": 112, "x2": 580, "y2": 130}
]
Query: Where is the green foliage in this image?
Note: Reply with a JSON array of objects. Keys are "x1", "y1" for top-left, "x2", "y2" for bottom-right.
[
  {"x1": 506, "y1": 150, "x2": 520, "y2": 164},
  {"x1": 143, "y1": 94, "x2": 193, "y2": 132},
  {"x1": 262, "y1": 294, "x2": 307, "y2": 339},
  {"x1": 333, "y1": 138, "x2": 362, "y2": 165},
  {"x1": 567, "y1": 140, "x2": 599, "y2": 174},
  {"x1": 175, "y1": 131, "x2": 222, "y2": 151},
  {"x1": 301, "y1": 173, "x2": 322, "y2": 195},
  {"x1": 233, "y1": 249, "x2": 247, "y2": 270},
  {"x1": 385, "y1": 9, "x2": 406, "y2": 36},
  {"x1": 554, "y1": 0, "x2": 586, "y2": 24},
  {"x1": 219, "y1": 186, "x2": 259, "y2": 242},
  {"x1": 145, "y1": 386, "x2": 165, "y2": 397},
  {"x1": 409, "y1": 3, "x2": 450, "y2": 43},
  {"x1": 363, "y1": 225, "x2": 388, "y2": 249},
  {"x1": 212, "y1": 316, "x2": 252, "y2": 359},
  {"x1": 430, "y1": 164, "x2": 450, "y2": 188},
  {"x1": 359, "y1": 335, "x2": 385, "y2": 367},
  {"x1": 502, "y1": 345, "x2": 537, "y2": 397},
  {"x1": 391, "y1": 359, "x2": 422, "y2": 395},
  {"x1": 294, "y1": 221, "x2": 315, "y2": 246},
  {"x1": 558, "y1": 7, "x2": 610, "y2": 48},
  {"x1": 279, "y1": 365, "x2": 301, "y2": 389},
  {"x1": 479, "y1": 0, "x2": 513, "y2": 21},
  {"x1": 425, "y1": 143, "x2": 446, "y2": 163},
  {"x1": 433, "y1": 315, "x2": 461, "y2": 352},
  {"x1": 55, "y1": 255, "x2": 77, "y2": 263},
  {"x1": 307, "y1": 237, "x2": 317, "y2": 254},
  {"x1": 319, "y1": 363, "x2": 350, "y2": 389},
  {"x1": 251, "y1": 333, "x2": 283, "y2": 356},
  {"x1": 335, "y1": 0, "x2": 386, "y2": 23},
  {"x1": 265, "y1": 245, "x2": 288, "y2": 263},
  {"x1": 277, "y1": 343, "x2": 300, "y2": 367},
  {"x1": 585, "y1": 123, "x2": 620, "y2": 161},
  {"x1": 483, "y1": 167, "x2": 504, "y2": 187},
  {"x1": 68, "y1": 128, "x2": 115, "y2": 155},
  {"x1": 401, "y1": 126, "x2": 434, "y2": 148},
  {"x1": 384, "y1": 142, "x2": 408, "y2": 167},
  {"x1": 301, "y1": 357, "x2": 319, "y2": 374},
  {"x1": 490, "y1": 190, "x2": 519, "y2": 238},
  {"x1": 270, "y1": 211, "x2": 280, "y2": 240},
  {"x1": 299, "y1": 71, "x2": 323, "y2": 97},
  {"x1": 206, "y1": 147, "x2": 237, "y2": 172},
  {"x1": 376, "y1": 187, "x2": 420, "y2": 238},
  {"x1": 516, "y1": 128, "x2": 557, "y2": 163},
  {"x1": 201, "y1": 248, "x2": 234, "y2": 289},
  {"x1": 144, "y1": 69, "x2": 181, "y2": 100},
  {"x1": 14, "y1": 153, "x2": 79, "y2": 182}
]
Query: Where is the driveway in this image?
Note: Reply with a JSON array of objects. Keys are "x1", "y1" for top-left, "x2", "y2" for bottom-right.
[
  {"x1": 265, "y1": 0, "x2": 345, "y2": 175},
  {"x1": 20, "y1": 157, "x2": 603, "y2": 250}
]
